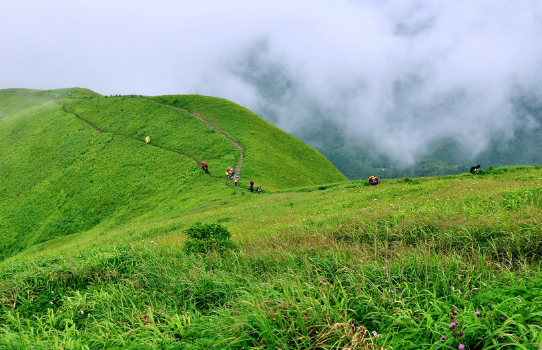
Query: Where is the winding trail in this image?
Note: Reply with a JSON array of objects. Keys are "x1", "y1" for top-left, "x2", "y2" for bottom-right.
[
  {"x1": 62, "y1": 104, "x2": 244, "y2": 183},
  {"x1": 147, "y1": 99, "x2": 245, "y2": 176}
]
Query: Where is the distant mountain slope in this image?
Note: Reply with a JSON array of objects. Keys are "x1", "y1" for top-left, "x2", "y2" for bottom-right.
[
  {"x1": 152, "y1": 95, "x2": 348, "y2": 188},
  {"x1": 0, "y1": 88, "x2": 347, "y2": 260}
]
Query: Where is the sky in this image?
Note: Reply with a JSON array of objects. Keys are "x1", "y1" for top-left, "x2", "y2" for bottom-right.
[{"x1": 2, "y1": 0, "x2": 542, "y2": 164}]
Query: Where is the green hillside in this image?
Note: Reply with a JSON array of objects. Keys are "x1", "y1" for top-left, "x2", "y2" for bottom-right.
[
  {"x1": 0, "y1": 88, "x2": 346, "y2": 260},
  {"x1": 151, "y1": 95, "x2": 348, "y2": 188},
  {"x1": 1, "y1": 88, "x2": 541, "y2": 349}
]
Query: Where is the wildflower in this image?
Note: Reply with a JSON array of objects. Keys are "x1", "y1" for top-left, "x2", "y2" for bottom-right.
[
  {"x1": 50, "y1": 301, "x2": 53, "y2": 304},
  {"x1": 440, "y1": 336, "x2": 445, "y2": 341},
  {"x1": 454, "y1": 310, "x2": 458, "y2": 315},
  {"x1": 81, "y1": 310, "x2": 84, "y2": 314},
  {"x1": 450, "y1": 322, "x2": 456, "y2": 328},
  {"x1": 449, "y1": 314, "x2": 454, "y2": 319},
  {"x1": 475, "y1": 311, "x2": 481, "y2": 316},
  {"x1": 459, "y1": 345, "x2": 465, "y2": 349},
  {"x1": 372, "y1": 331, "x2": 378, "y2": 337},
  {"x1": 500, "y1": 317, "x2": 505, "y2": 321},
  {"x1": 488, "y1": 302, "x2": 492, "y2": 309},
  {"x1": 459, "y1": 331, "x2": 463, "y2": 336}
]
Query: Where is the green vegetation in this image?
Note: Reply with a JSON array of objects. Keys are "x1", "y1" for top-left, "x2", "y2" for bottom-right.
[
  {"x1": 183, "y1": 222, "x2": 238, "y2": 254},
  {"x1": 1, "y1": 88, "x2": 541, "y2": 349},
  {"x1": 152, "y1": 95, "x2": 348, "y2": 189}
]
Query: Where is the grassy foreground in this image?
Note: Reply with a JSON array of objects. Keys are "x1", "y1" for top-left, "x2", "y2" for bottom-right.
[{"x1": 1, "y1": 166, "x2": 541, "y2": 349}]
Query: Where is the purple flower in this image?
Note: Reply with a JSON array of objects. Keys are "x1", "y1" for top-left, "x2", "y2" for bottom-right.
[
  {"x1": 440, "y1": 336, "x2": 445, "y2": 341},
  {"x1": 459, "y1": 345, "x2": 465, "y2": 350},
  {"x1": 475, "y1": 311, "x2": 481, "y2": 316},
  {"x1": 488, "y1": 302, "x2": 492, "y2": 309},
  {"x1": 449, "y1": 314, "x2": 454, "y2": 319},
  {"x1": 500, "y1": 317, "x2": 506, "y2": 321},
  {"x1": 450, "y1": 322, "x2": 457, "y2": 328},
  {"x1": 454, "y1": 310, "x2": 458, "y2": 315},
  {"x1": 459, "y1": 331, "x2": 463, "y2": 336}
]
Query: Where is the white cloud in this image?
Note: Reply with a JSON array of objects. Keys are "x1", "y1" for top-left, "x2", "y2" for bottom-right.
[{"x1": 2, "y1": 0, "x2": 541, "y2": 164}]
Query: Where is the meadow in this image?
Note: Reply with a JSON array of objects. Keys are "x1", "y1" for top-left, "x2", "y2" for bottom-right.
[{"x1": 0, "y1": 89, "x2": 541, "y2": 349}]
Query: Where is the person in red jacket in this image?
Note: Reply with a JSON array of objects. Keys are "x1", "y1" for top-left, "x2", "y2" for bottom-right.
[{"x1": 201, "y1": 161, "x2": 208, "y2": 173}]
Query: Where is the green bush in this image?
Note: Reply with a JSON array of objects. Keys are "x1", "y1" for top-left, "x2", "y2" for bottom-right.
[{"x1": 183, "y1": 222, "x2": 239, "y2": 254}]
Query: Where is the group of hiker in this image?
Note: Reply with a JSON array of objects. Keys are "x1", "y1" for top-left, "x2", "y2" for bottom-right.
[
  {"x1": 367, "y1": 176, "x2": 380, "y2": 185},
  {"x1": 196, "y1": 162, "x2": 262, "y2": 193}
]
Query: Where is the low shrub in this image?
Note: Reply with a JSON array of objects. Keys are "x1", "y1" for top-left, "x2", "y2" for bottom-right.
[{"x1": 183, "y1": 222, "x2": 239, "y2": 254}]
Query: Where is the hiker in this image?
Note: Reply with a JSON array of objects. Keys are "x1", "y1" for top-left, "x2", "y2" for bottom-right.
[
  {"x1": 234, "y1": 175, "x2": 239, "y2": 187},
  {"x1": 367, "y1": 176, "x2": 380, "y2": 185},
  {"x1": 201, "y1": 161, "x2": 208, "y2": 173},
  {"x1": 55, "y1": 95, "x2": 58, "y2": 99},
  {"x1": 470, "y1": 165, "x2": 481, "y2": 174},
  {"x1": 250, "y1": 180, "x2": 254, "y2": 192},
  {"x1": 256, "y1": 186, "x2": 262, "y2": 194},
  {"x1": 145, "y1": 136, "x2": 150, "y2": 144},
  {"x1": 226, "y1": 167, "x2": 231, "y2": 180},
  {"x1": 68, "y1": 91, "x2": 71, "y2": 96},
  {"x1": 230, "y1": 168, "x2": 235, "y2": 177}
]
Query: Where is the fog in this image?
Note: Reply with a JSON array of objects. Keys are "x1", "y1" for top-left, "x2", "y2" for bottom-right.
[{"x1": 2, "y1": 0, "x2": 542, "y2": 165}]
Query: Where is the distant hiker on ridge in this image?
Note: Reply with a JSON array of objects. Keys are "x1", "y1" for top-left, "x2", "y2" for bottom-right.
[
  {"x1": 145, "y1": 136, "x2": 150, "y2": 144},
  {"x1": 470, "y1": 165, "x2": 481, "y2": 174},
  {"x1": 250, "y1": 180, "x2": 254, "y2": 192},
  {"x1": 367, "y1": 176, "x2": 380, "y2": 185}
]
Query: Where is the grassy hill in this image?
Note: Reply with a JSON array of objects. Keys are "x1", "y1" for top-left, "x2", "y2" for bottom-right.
[
  {"x1": 0, "y1": 88, "x2": 346, "y2": 260},
  {"x1": 1, "y1": 88, "x2": 541, "y2": 349}
]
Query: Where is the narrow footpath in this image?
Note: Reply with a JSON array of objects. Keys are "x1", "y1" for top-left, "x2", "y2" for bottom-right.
[
  {"x1": 147, "y1": 99, "x2": 245, "y2": 176},
  {"x1": 62, "y1": 104, "x2": 244, "y2": 183}
]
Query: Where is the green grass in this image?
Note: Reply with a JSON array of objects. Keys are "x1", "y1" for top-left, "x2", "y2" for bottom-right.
[
  {"x1": 1, "y1": 88, "x2": 542, "y2": 349},
  {"x1": 152, "y1": 95, "x2": 348, "y2": 189}
]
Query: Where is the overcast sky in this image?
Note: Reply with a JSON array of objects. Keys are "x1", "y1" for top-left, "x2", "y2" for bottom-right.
[{"x1": 2, "y1": 0, "x2": 542, "y2": 164}]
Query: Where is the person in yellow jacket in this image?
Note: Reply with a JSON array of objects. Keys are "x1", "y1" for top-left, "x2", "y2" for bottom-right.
[{"x1": 145, "y1": 136, "x2": 150, "y2": 144}]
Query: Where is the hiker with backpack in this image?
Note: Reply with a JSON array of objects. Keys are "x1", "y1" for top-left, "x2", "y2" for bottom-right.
[
  {"x1": 367, "y1": 176, "x2": 380, "y2": 185},
  {"x1": 470, "y1": 165, "x2": 481, "y2": 174},
  {"x1": 234, "y1": 175, "x2": 239, "y2": 187},
  {"x1": 201, "y1": 161, "x2": 208, "y2": 173},
  {"x1": 250, "y1": 180, "x2": 254, "y2": 192}
]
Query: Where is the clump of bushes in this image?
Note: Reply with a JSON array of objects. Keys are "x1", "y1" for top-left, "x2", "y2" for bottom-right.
[{"x1": 183, "y1": 222, "x2": 239, "y2": 254}]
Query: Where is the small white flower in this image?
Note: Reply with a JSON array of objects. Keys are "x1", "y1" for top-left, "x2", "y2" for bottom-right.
[
  {"x1": 50, "y1": 302, "x2": 53, "y2": 304},
  {"x1": 81, "y1": 310, "x2": 84, "y2": 314},
  {"x1": 372, "y1": 331, "x2": 378, "y2": 337}
]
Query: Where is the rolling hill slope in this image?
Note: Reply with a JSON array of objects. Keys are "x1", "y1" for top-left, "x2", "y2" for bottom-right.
[{"x1": 0, "y1": 88, "x2": 347, "y2": 260}]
